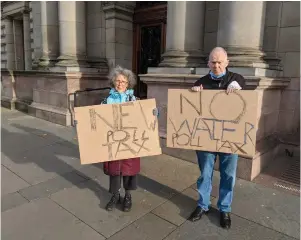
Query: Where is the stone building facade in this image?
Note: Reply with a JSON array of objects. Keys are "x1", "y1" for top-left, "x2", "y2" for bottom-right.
[{"x1": 1, "y1": 1, "x2": 300, "y2": 181}]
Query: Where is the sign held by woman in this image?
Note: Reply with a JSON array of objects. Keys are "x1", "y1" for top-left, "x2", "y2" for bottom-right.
[{"x1": 74, "y1": 99, "x2": 162, "y2": 164}]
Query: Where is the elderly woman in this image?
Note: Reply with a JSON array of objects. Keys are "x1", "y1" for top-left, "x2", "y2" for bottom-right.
[{"x1": 101, "y1": 66, "x2": 145, "y2": 212}]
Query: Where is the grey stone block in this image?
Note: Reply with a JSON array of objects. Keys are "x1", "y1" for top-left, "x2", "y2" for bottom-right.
[
  {"x1": 204, "y1": 32, "x2": 217, "y2": 54},
  {"x1": 19, "y1": 171, "x2": 88, "y2": 201},
  {"x1": 265, "y1": 1, "x2": 282, "y2": 27},
  {"x1": 283, "y1": 52, "x2": 300, "y2": 78},
  {"x1": 278, "y1": 26, "x2": 300, "y2": 52},
  {"x1": 263, "y1": 26, "x2": 279, "y2": 52},
  {"x1": 164, "y1": 209, "x2": 296, "y2": 240},
  {"x1": 2, "y1": 192, "x2": 29, "y2": 212},
  {"x1": 2, "y1": 198, "x2": 104, "y2": 240},
  {"x1": 205, "y1": 9, "x2": 219, "y2": 33},
  {"x1": 281, "y1": 1, "x2": 300, "y2": 27},
  {"x1": 206, "y1": 1, "x2": 219, "y2": 11},
  {"x1": 107, "y1": 213, "x2": 176, "y2": 240}
]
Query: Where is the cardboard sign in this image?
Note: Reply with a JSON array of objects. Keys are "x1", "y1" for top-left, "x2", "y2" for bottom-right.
[
  {"x1": 167, "y1": 89, "x2": 258, "y2": 157},
  {"x1": 75, "y1": 99, "x2": 162, "y2": 164}
]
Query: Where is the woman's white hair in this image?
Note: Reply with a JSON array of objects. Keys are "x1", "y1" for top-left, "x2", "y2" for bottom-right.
[{"x1": 108, "y1": 65, "x2": 137, "y2": 89}]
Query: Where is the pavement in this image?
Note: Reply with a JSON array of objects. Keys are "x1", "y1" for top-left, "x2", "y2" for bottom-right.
[{"x1": 1, "y1": 107, "x2": 300, "y2": 240}]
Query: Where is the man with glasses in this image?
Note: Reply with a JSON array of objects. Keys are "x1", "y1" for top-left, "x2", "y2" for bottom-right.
[{"x1": 189, "y1": 47, "x2": 246, "y2": 229}]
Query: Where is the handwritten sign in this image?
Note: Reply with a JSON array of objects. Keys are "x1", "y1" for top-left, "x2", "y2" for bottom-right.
[
  {"x1": 167, "y1": 89, "x2": 258, "y2": 157},
  {"x1": 74, "y1": 99, "x2": 162, "y2": 164}
]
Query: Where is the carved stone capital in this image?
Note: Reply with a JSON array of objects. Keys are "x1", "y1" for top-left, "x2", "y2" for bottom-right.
[{"x1": 103, "y1": 1, "x2": 135, "y2": 21}]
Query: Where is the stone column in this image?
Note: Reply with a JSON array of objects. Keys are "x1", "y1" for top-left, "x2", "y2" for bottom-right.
[
  {"x1": 23, "y1": 10, "x2": 32, "y2": 70},
  {"x1": 39, "y1": 1, "x2": 59, "y2": 68},
  {"x1": 160, "y1": 1, "x2": 206, "y2": 67},
  {"x1": 13, "y1": 19, "x2": 25, "y2": 70},
  {"x1": 3, "y1": 16, "x2": 15, "y2": 70},
  {"x1": 56, "y1": 1, "x2": 89, "y2": 67},
  {"x1": 217, "y1": 1, "x2": 267, "y2": 68},
  {"x1": 103, "y1": 2, "x2": 135, "y2": 70}
]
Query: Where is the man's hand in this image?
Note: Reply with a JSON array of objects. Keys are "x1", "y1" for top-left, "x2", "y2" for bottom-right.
[
  {"x1": 191, "y1": 85, "x2": 204, "y2": 92},
  {"x1": 226, "y1": 81, "x2": 242, "y2": 94}
]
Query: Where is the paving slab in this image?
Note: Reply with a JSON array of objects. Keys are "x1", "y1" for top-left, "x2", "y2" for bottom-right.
[
  {"x1": 7, "y1": 118, "x2": 78, "y2": 144},
  {"x1": 2, "y1": 197, "x2": 105, "y2": 240},
  {"x1": 231, "y1": 178, "x2": 300, "y2": 239},
  {"x1": 1, "y1": 192, "x2": 29, "y2": 212},
  {"x1": 50, "y1": 176, "x2": 175, "y2": 238},
  {"x1": 19, "y1": 171, "x2": 88, "y2": 201},
  {"x1": 1, "y1": 124, "x2": 56, "y2": 156},
  {"x1": 1, "y1": 165, "x2": 30, "y2": 195},
  {"x1": 1, "y1": 142, "x2": 82, "y2": 185},
  {"x1": 152, "y1": 187, "x2": 217, "y2": 226},
  {"x1": 107, "y1": 213, "x2": 177, "y2": 240},
  {"x1": 140, "y1": 154, "x2": 200, "y2": 192},
  {"x1": 163, "y1": 209, "x2": 296, "y2": 240}
]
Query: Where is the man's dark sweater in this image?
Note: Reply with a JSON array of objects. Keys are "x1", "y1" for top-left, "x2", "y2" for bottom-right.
[{"x1": 194, "y1": 69, "x2": 246, "y2": 90}]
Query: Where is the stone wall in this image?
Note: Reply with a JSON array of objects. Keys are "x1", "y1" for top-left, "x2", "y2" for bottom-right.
[{"x1": 277, "y1": 1, "x2": 300, "y2": 137}]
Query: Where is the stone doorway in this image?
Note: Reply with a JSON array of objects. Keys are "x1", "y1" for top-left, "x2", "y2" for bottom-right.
[{"x1": 132, "y1": 2, "x2": 167, "y2": 99}]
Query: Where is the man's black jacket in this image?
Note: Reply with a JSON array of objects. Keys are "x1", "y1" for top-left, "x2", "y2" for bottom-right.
[{"x1": 193, "y1": 69, "x2": 246, "y2": 90}]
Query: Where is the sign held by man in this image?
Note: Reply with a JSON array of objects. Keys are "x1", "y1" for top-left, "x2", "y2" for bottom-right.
[{"x1": 167, "y1": 89, "x2": 257, "y2": 157}]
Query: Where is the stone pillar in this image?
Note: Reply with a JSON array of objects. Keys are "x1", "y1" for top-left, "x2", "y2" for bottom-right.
[
  {"x1": 13, "y1": 19, "x2": 25, "y2": 70},
  {"x1": 160, "y1": 1, "x2": 206, "y2": 67},
  {"x1": 23, "y1": 10, "x2": 32, "y2": 70},
  {"x1": 31, "y1": 1, "x2": 42, "y2": 69},
  {"x1": 56, "y1": 1, "x2": 89, "y2": 67},
  {"x1": 39, "y1": 1, "x2": 59, "y2": 68},
  {"x1": 3, "y1": 16, "x2": 15, "y2": 70},
  {"x1": 217, "y1": 1, "x2": 267, "y2": 68},
  {"x1": 103, "y1": 2, "x2": 135, "y2": 70}
]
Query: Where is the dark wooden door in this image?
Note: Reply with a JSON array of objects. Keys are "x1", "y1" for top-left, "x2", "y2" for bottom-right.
[{"x1": 133, "y1": 2, "x2": 167, "y2": 99}]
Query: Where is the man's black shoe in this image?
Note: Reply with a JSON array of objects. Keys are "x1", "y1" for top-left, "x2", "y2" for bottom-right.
[
  {"x1": 220, "y1": 212, "x2": 231, "y2": 229},
  {"x1": 188, "y1": 206, "x2": 209, "y2": 222}
]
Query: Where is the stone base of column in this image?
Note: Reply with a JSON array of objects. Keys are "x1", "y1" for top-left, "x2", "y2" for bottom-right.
[
  {"x1": 38, "y1": 56, "x2": 58, "y2": 69},
  {"x1": 53, "y1": 55, "x2": 101, "y2": 72},
  {"x1": 159, "y1": 50, "x2": 206, "y2": 68},
  {"x1": 224, "y1": 46, "x2": 282, "y2": 70},
  {"x1": 55, "y1": 55, "x2": 90, "y2": 67},
  {"x1": 87, "y1": 57, "x2": 109, "y2": 74}
]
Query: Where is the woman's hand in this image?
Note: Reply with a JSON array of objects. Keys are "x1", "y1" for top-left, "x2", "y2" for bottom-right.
[
  {"x1": 191, "y1": 85, "x2": 204, "y2": 92},
  {"x1": 153, "y1": 108, "x2": 159, "y2": 117}
]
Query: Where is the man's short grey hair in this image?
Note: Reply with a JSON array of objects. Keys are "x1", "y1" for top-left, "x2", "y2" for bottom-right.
[
  {"x1": 108, "y1": 65, "x2": 137, "y2": 89},
  {"x1": 209, "y1": 47, "x2": 228, "y2": 60}
]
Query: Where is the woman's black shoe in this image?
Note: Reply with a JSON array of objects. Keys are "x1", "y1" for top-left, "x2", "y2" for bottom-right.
[
  {"x1": 123, "y1": 193, "x2": 132, "y2": 212},
  {"x1": 105, "y1": 193, "x2": 120, "y2": 211}
]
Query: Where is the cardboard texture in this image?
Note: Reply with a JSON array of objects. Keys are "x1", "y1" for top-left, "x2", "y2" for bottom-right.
[
  {"x1": 74, "y1": 99, "x2": 162, "y2": 164},
  {"x1": 167, "y1": 89, "x2": 258, "y2": 157}
]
